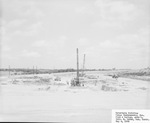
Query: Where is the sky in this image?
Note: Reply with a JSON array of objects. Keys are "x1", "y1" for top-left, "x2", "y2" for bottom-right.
[{"x1": 0, "y1": 0, "x2": 150, "y2": 69}]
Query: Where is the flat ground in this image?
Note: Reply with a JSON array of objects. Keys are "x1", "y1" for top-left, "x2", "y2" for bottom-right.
[{"x1": 0, "y1": 71, "x2": 150, "y2": 123}]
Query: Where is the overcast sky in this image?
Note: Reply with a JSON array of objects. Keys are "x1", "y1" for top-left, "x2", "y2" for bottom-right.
[{"x1": 1, "y1": 0, "x2": 150, "y2": 69}]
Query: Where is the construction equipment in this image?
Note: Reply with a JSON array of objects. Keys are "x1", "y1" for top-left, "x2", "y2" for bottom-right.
[{"x1": 71, "y1": 48, "x2": 80, "y2": 86}]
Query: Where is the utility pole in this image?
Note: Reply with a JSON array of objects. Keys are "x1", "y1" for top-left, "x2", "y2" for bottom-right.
[{"x1": 76, "y1": 48, "x2": 79, "y2": 85}]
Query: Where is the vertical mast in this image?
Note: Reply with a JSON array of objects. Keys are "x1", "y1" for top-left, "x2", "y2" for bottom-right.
[{"x1": 76, "y1": 48, "x2": 79, "y2": 85}]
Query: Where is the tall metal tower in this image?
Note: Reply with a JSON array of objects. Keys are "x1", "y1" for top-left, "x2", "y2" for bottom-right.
[{"x1": 76, "y1": 48, "x2": 79, "y2": 85}]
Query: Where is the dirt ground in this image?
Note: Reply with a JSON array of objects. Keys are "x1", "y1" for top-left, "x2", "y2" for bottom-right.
[{"x1": 0, "y1": 71, "x2": 150, "y2": 123}]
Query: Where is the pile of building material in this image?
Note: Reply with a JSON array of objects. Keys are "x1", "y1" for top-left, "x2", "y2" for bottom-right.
[{"x1": 101, "y1": 84, "x2": 118, "y2": 91}]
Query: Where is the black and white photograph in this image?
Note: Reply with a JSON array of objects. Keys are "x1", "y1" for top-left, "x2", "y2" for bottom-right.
[{"x1": 0, "y1": 0, "x2": 150, "y2": 122}]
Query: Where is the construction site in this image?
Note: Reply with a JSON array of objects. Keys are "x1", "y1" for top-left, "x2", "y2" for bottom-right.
[
  {"x1": 1, "y1": 0, "x2": 150, "y2": 122},
  {"x1": 0, "y1": 48, "x2": 150, "y2": 123}
]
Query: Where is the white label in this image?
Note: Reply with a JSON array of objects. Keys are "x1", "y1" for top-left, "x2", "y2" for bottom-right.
[{"x1": 112, "y1": 110, "x2": 150, "y2": 123}]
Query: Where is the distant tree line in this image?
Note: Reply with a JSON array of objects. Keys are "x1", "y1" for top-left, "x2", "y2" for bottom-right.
[{"x1": 0, "y1": 68, "x2": 133, "y2": 74}]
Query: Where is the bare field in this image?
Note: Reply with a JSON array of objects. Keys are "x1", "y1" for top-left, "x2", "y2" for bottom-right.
[{"x1": 0, "y1": 71, "x2": 150, "y2": 123}]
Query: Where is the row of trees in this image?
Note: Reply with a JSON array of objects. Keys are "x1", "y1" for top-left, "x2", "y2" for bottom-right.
[{"x1": 0, "y1": 68, "x2": 120, "y2": 74}]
